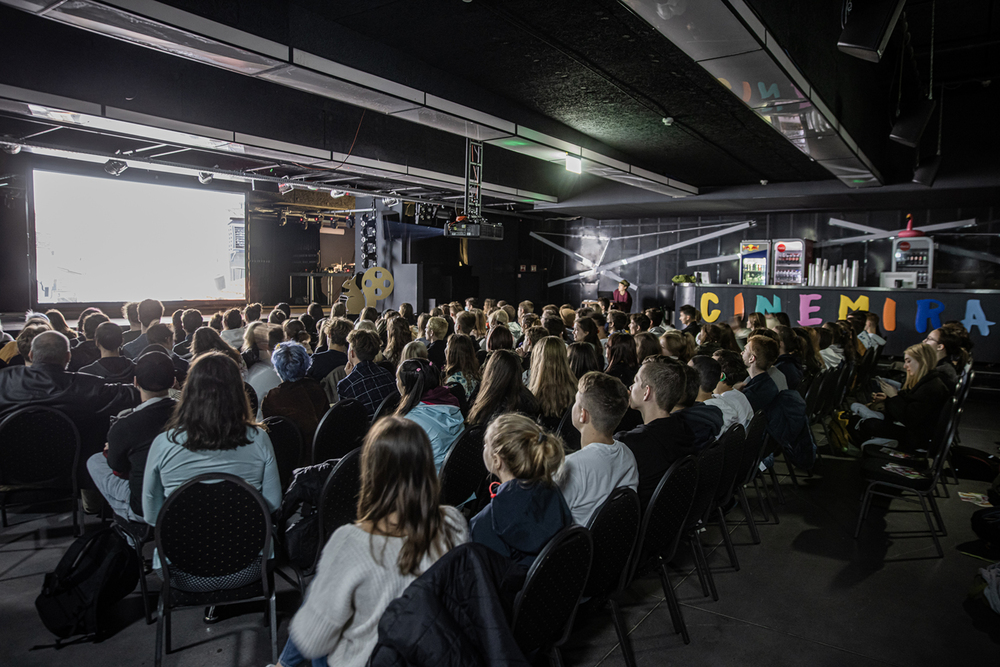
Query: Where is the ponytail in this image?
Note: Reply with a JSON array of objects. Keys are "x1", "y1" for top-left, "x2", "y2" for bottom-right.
[
  {"x1": 394, "y1": 358, "x2": 437, "y2": 417},
  {"x1": 485, "y1": 413, "x2": 565, "y2": 486}
]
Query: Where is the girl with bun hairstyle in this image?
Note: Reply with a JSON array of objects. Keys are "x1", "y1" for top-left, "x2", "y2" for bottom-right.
[{"x1": 470, "y1": 414, "x2": 572, "y2": 567}]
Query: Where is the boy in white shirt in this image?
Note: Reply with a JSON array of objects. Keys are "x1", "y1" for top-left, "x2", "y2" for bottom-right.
[
  {"x1": 707, "y1": 349, "x2": 754, "y2": 431},
  {"x1": 556, "y1": 371, "x2": 639, "y2": 526}
]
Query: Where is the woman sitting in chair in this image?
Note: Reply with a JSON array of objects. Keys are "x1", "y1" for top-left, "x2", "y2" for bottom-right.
[
  {"x1": 528, "y1": 336, "x2": 578, "y2": 432},
  {"x1": 468, "y1": 350, "x2": 540, "y2": 429},
  {"x1": 142, "y1": 351, "x2": 281, "y2": 588},
  {"x1": 276, "y1": 417, "x2": 469, "y2": 667},
  {"x1": 392, "y1": 358, "x2": 465, "y2": 472},
  {"x1": 261, "y1": 342, "x2": 330, "y2": 444},
  {"x1": 443, "y1": 333, "x2": 481, "y2": 399}
]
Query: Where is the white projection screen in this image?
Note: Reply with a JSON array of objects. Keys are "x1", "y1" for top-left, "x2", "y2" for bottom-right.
[{"x1": 33, "y1": 170, "x2": 247, "y2": 303}]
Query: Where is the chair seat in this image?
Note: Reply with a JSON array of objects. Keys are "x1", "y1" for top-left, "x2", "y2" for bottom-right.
[
  {"x1": 861, "y1": 457, "x2": 934, "y2": 489},
  {"x1": 861, "y1": 447, "x2": 930, "y2": 470},
  {"x1": 166, "y1": 563, "x2": 274, "y2": 607}
]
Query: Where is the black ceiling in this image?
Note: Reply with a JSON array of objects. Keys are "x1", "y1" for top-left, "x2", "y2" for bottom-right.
[{"x1": 0, "y1": 0, "x2": 997, "y2": 216}]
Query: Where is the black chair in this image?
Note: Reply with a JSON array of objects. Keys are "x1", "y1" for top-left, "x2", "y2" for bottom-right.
[
  {"x1": 372, "y1": 392, "x2": 400, "y2": 422},
  {"x1": 261, "y1": 416, "x2": 303, "y2": 492},
  {"x1": 154, "y1": 473, "x2": 277, "y2": 666},
  {"x1": 712, "y1": 424, "x2": 747, "y2": 570},
  {"x1": 854, "y1": 400, "x2": 959, "y2": 558},
  {"x1": 244, "y1": 382, "x2": 258, "y2": 416},
  {"x1": 439, "y1": 427, "x2": 487, "y2": 507},
  {"x1": 0, "y1": 406, "x2": 82, "y2": 536},
  {"x1": 734, "y1": 411, "x2": 768, "y2": 544},
  {"x1": 685, "y1": 438, "x2": 726, "y2": 601},
  {"x1": 583, "y1": 487, "x2": 642, "y2": 667},
  {"x1": 629, "y1": 456, "x2": 699, "y2": 645},
  {"x1": 312, "y1": 398, "x2": 369, "y2": 464},
  {"x1": 556, "y1": 406, "x2": 581, "y2": 452},
  {"x1": 511, "y1": 525, "x2": 593, "y2": 666},
  {"x1": 313, "y1": 447, "x2": 362, "y2": 573}
]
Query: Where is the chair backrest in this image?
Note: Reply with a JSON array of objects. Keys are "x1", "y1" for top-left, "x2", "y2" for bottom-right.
[
  {"x1": 511, "y1": 525, "x2": 593, "y2": 655},
  {"x1": 261, "y1": 416, "x2": 303, "y2": 492},
  {"x1": 686, "y1": 438, "x2": 726, "y2": 531},
  {"x1": 244, "y1": 382, "x2": 258, "y2": 416},
  {"x1": 312, "y1": 398, "x2": 370, "y2": 464},
  {"x1": 814, "y1": 369, "x2": 841, "y2": 418},
  {"x1": 438, "y1": 426, "x2": 487, "y2": 507},
  {"x1": 923, "y1": 400, "x2": 960, "y2": 488},
  {"x1": 713, "y1": 423, "x2": 747, "y2": 508},
  {"x1": 556, "y1": 406, "x2": 581, "y2": 452},
  {"x1": 155, "y1": 473, "x2": 271, "y2": 589},
  {"x1": 803, "y1": 369, "x2": 827, "y2": 418},
  {"x1": 372, "y1": 392, "x2": 400, "y2": 423},
  {"x1": 317, "y1": 447, "x2": 363, "y2": 563},
  {"x1": 0, "y1": 406, "x2": 80, "y2": 487},
  {"x1": 584, "y1": 487, "x2": 641, "y2": 599},
  {"x1": 630, "y1": 456, "x2": 698, "y2": 582},
  {"x1": 737, "y1": 411, "x2": 768, "y2": 486}
]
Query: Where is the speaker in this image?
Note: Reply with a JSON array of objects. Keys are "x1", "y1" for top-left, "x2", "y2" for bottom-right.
[
  {"x1": 891, "y1": 97, "x2": 937, "y2": 147},
  {"x1": 837, "y1": 0, "x2": 906, "y2": 62},
  {"x1": 912, "y1": 156, "x2": 941, "y2": 187}
]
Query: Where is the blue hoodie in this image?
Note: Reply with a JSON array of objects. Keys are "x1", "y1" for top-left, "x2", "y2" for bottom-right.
[
  {"x1": 470, "y1": 480, "x2": 573, "y2": 567},
  {"x1": 405, "y1": 401, "x2": 465, "y2": 472}
]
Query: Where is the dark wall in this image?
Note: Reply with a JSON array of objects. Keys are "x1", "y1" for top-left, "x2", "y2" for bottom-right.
[
  {"x1": 247, "y1": 213, "x2": 321, "y2": 306},
  {"x1": 0, "y1": 155, "x2": 31, "y2": 313},
  {"x1": 550, "y1": 205, "x2": 1000, "y2": 310}
]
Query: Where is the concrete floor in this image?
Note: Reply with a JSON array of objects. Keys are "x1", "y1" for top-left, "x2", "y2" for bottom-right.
[{"x1": 2, "y1": 399, "x2": 998, "y2": 667}]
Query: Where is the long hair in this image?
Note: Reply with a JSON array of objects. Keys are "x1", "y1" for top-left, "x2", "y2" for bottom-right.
[
  {"x1": 191, "y1": 326, "x2": 243, "y2": 367},
  {"x1": 903, "y1": 343, "x2": 938, "y2": 391},
  {"x1": 634, "y1": 332, "x2": 661, "y2": 364},
  {"x1": 568, "y1": 342, "x2": 602, "y2": 379},
  {"x1": 165, "y1": 352, "x2": 255, "y2": 451},
  {"x1": 384, "y1": 317, "x2": 413, "y2": 366},
  {"x1": 444, "y1": 333, "x2": 481, "y2": 382},
  {"x1": 171, "y1": 309, "x2": 186, "y2": 345},
  {"x1": 484, "y1": 414, "x2": 564, "y2": 486},
  {"x1": 794, "y1": 327, "x2": 824, "y2": 374},
  {"x1": 357, "y1": 416, "x2": 454, "y2": 576},
  {"x1": 469, "y1": 350, "x2": 526, "y2": 426},
  {"x1": 934, "y1": 327, "x2": 970, "y2": 368},
  {"x1": 528, "y1": 337, "x2": 577, "y2": 418},
  {"x1": 605, "y1": 332, "x2": 638, "y2": 371},
  {"x1": 45, "y1": 309, "x2": 75, "y2": 338},
  {"x1": 486, "y1": 324, "x2": 514, "y2": 351},
  {"x1": 747, "y1": 312, "x2": 767, "y2": 330},
  {"x1": 243, "y1": 321, "x2": 264, "y2": 353},
  {"x1": 394, "y1": 358, "x2": 440, "y2": 416},
  {"x1": 717, "y1": 322, "x2": 741, "y2": 352},
  {"x1": 575, "y1": 317, "x2": 605, "y2": 365}
]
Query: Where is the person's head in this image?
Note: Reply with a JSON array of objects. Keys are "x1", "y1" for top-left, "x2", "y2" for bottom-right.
[
  {"x1": 360, "y1": 306, "x2": 379, "y2": 322},
  {"x1": 464, "y1": 297, "x2": 477, "y2": 311},
  {"x1": 455, "y1": 310, "x2": 477, "y2": 335},
  {"x1": 17, "y1": 323, "x2": 51, "y2": 362},
  {"x1": 746, "y1": 312, "x2": 766, "y2": 331},
  {"x1": 29, "y1": 330, "x2": 70, "y2": 367},
  {"x1": 76, "y1": 307, "x2": 101, "y2": 336},
  {"x1": 223, "y1": 308, "x2": 243, "y2": 331},
  {"x1": 598, "y1": 296, "x2": 611, "y2": 313},
  {"x1": 714, "y1": 349, "x2": 749, "y2": 389},
  {"x1": 43, "y1": 309, "x2": 73, "y2": 337},
  {"x1": 243, "y1": 303, "x2": 262, "y2": 323},
  {"x1": 134, "y1": 350, "x2": 175, "y2": 394},
  {"x1": 678, "y1": 305, "x2": 699, "y2": 325},
  {"x1": 486, "y1": 324, "x2": 514, "y2": 352},
  {"x1": 401, "y1": 340, "x2": 428, "y2": 361},
  {"x1": 272, "y1": 341, "x2": 312, "y2": 383},
  {"x1": 634, "y1": 331, "x2": 661, "y2": 364},
  {"x1": 83, "y1": 312, "x2": 109, "y2": 341},
  {"x1": 398, "y1": 302, "x2": 414, "y2": 322},
  {"x1": 522, "y1": 325, "x2": 550, "y2": 355},
  {"x1": 207, "y1": 311, "x2": 223, "y2": 332},
  {"x1": 573, "y1": 371, "x2": 629, "y2": 436},
  {"x1": 609, "y1": 311, "x2": 629, "y2": 334},
  {"x1": 660, "y1": 330, "x2": 693, "y2": 362},
  {"x1": 698, "y1": 323, "x2": 722, "y2": 348},
  {"x1": 645, "y1": 308, "x2": 663, "y2": 328},
  {"x1": 528, "y1": 336, "x2": 578, "y2": 418},
  {"x1": 574, "y1": 317, "x2": 600, "y2": 345},
  {"x1": 483, "y1": 413, "x2": 564, "y2": 485},
  {"x1": 488, "y1": 309, "x2": 509, "y2": 330},
  {"x1": 558, "y1": 307, "x2": 575, "y2": 329},
  {"x1": 618, "y1": 280, "x2": 630, "y2": 293},
  {"x1": 688, "y1": 355, "x2": 722, "y2": 396},
  {"x1": 273, "y1": 302, "x2": 291, "y2": 317},
  {"x1": 347, "y1": 328, "x2": 382, "y2": 363},
  {"x1": 716, "y1": 322, "x2": 741, "y2": 352},
  {"x1": 845, "y1": 310, "x2": 867, "y2": 335},
  {"x1": 191, "y1": 325, "x2": 242, "y2": 365},
  {"x1": 394, "y1": 358, "x2": 441, "y2": 416},
  {"x1": 281, "y1": 319, "x2": 309, "y2": 346},
  {"x1": 307, "y1": 302, "x2": 324, "y2": 323},
  {"x1": 331, "y1": 302, "x2": 347, "y2": 319},
  {"x1": 122, "y1": 302, "x2": 140, "y2": 327},
  {"x1": 902, "y1": 343, "x2": 938, "y2": 390},
  {"x1": 468, "y1": 350, "x2": 526, "y2": 426},
  {"x1": 605, "y1": 332, "x2": 638, "y2": 371},
  {"x1": 541, "y1": 314, "x2": 565, "y2": 339},
  {"x1": 355, "y1": 319, "x2": 376, "y2": 333},
  {"x1": 145, "y1": 323, "x2": 174, "y2": 349},
  {"x1": 94, "y1": 321, "x2": 123, "y2": 354},
  {"x1": 743, "y1": 335, "x2": 779, "y2": 372},
  {"x1": 520, "y1": 312, "x2": 540, "y2": 332},
  {"x1": 925, "y1": 327, "x2": 965, "y2": 365},
  {"x1": 324, "y1": 317, "x2": 353, "y2": 349},
  {"x1": 444, "y1": 333, "x2": 480, "y2": 380},
  {"x1": 501, "y1": 304, "x2": 516, "y2": 322},
  {"x1": 773, "y1": 312, "x2": 791, "y2": 328},
  {"x1": 629, "y1": 313, "x2": 651, "y2": 334},
  {"x1": 568, "y1": 341, "x2": 603, "y2": 379},
  {"x1": 773, "y1": 325, "x2": 800, "y2": 357},
  {"x1": 357, "y1": 416, "x2": 454, "y2": 575},
  {"x1": 865, "y1": 313, "x2": 882, "y2": 336},
  {"x1": 425, "y1": 316, "x2": 448, "y2": 342},
  {"x1": 132, "y1": 299, "x2": 162, "y2": 329},
  {"x1": 165, "y1": 352, "x2": 254, "y2": 451},
  {"x1": 518, "y1": 300, "x2": 534, "y2": 318},
  {"x1": 181, "y1": 309, "x2": 203, "y2": 335},
  {"x1": 630, "y1": 358, "x2": 684, "y2": 413},
  {"x1": 268, "y1": 309, "x2": 288, "y2": 325},
  {"x1": 385, "y1": 317, "x2": 413, "y2": 362}
]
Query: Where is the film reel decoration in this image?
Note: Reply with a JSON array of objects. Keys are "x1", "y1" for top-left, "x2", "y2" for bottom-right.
[{"x1": 341, "y1": 266, "x2": 395, "y2": 314}]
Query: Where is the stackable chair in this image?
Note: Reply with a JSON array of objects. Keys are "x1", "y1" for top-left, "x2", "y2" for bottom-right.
[
  {"x1": 261, "y1": 416, "x2": 303, "y2": 492},
  {"x1": 312, "y1": 398, "x2": 369, "y2": 463},
  {"x1": 438, "y1": 426, "x2": 487, "y2": 507}
]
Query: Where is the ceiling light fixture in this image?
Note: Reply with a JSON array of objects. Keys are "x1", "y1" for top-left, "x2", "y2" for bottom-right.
[
  {"x1": 330, "y1": 190, "x2": 347, "y2": 198},
  {"x1": 278, "y1": 182, "x2": 294, "y2": 195},
  {"x1": 565, "y1": 154, "x2": 582, "y2": 174},
  {"x1": 103, "y1": 159, "x2": 128, "y2": 176},
  {"x1": 197, "y1": 171, "x2": 213, "y2": 184}
]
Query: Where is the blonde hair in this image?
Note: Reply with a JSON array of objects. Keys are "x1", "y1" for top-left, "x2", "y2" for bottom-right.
[
  {"x1": 528, "y1": 336, "x2": 578, "y2": 418},
  {"x1": 659, "y1": 330, "x2": 695, "y2": 362},
  {"x1": 484, "y1": 414, "x2": 564, "y2": 486},
  {"x1": 488, "y1": 309, "x2": 509, "y2": 327},
  {"x1": 401, "y1": 340, "x2": 428, "y2": 361},
  {"x1": 903, "y1": 343, "x2": 938, "y2": 391},
  {"x1": 426, "y1": 316, "x2": 448, "y2": 340}
]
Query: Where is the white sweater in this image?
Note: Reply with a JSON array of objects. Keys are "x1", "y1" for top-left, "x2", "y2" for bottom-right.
[{"x1": 289, "y1": 506, "x2": 469, "y2": 667}]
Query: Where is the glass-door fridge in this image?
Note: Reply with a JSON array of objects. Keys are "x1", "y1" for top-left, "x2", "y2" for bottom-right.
[
  {"x1": 739, "y1": 241, "x2": 771, "y2": 286},
  {"x1": 772, "y1": 238, "x2": 813, "y2": 285},
  {"x1": 892, "y1": 237, "x2": 934, "y2": 288}
]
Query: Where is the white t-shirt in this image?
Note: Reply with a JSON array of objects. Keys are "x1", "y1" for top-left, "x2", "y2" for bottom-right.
[
  {"x1": 556, "y1": 440, "x2": 639, "y2": 526},
  {"x1": 247, "y1": 361, "x2": 281, "y2": 420},
  {"x1": 705, "y1": 389, "x2": 754, "y2": 434}
]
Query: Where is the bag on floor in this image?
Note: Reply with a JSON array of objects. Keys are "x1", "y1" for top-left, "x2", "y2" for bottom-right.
[
  {"x1": 828, "y1": 411, "x2": 852, "y2": 455},
  {"x1": 971, "y1": 507, "x2": 1000, "y2": 549},
  {"x1": 950, "y1": 445, "x2": 1000, "y2": 482},
  {"x1": 35, "y1": 526, "x2": 139, "y2": 638}
]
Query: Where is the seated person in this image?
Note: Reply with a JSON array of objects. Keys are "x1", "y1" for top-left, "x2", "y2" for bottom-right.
[
  {"x1": 262, "y1": 342, "x2": 330, "y2": 445},
  {"x1": 923, "y1": 327, "x2": 966, "y2": 394},
  {"x1": 87, "y1": 351, "x2": 176, "y2": 523},
  {"x1": 556, "y1": 371, "x2": 639, "y2": 526},
  {"x1": 748, "y1": 328, "x2": 788, "y2": 391},
  {"x1": 673, "y1": 357, "x2": 724, "y2": 448},
  {"x1": 120, "y1": 301, "x2": 143, "y2": 344},
  {"x1": 5, "y1": 321, "x2": 50, "y2": 367},
  {"x1": 467, "y1": 350, "x2": 540, "y2": 428},
  {"x1": 393, "y1": 358, "x2": 464, "y2": 472},
  {"x1": 337, "y1": 329, "x2": 399, "y2": 420},
  {"x1": 309, "y1": 317, "x2": 351, "y2": 384},
  {"x1": 246, "y1": 324, "x2": 284, "y2": 419},
  {"x1": 772, "y1": 325, "x2": 804, "y2": 391},
  {"x1": 122, "y1": 299, "x2": 165, "y2": 359},
  {"x1": 80, "y1": 321, "x2": 136, "y2": 384},
  {"x1": 219, "y1": 307, "x2": 246, "y2": 348},
  {"x1": 740, "y1": 335, "x2": 780, "y2": 413},
  {"x1": 707, "y1": 350, "x2": 754, "y2": 431},
  {"x1": 443, "y1": 333, "x2": 481, "y2": 398},
  {"x1": 528, "y1": 336, "x2": 578, "y2": 430},
  {"x1": 172, "y1": 308, "x2": 204, "y2": 359},
  {"x1": 69, "y1": 311, "x2": 108, "y2": 372},
  {"x1": 143, "y1": 323, "x2": 189, "y2": 384},
  {"x1": 424, "y1": 316, "x2": 449, "y2": 369},
  {"x1": 472, "y1": 413, "x2": 572, "y2": 567},
  {"x1": 275, "y1": 417, "x2": 468, "y2": 667}
]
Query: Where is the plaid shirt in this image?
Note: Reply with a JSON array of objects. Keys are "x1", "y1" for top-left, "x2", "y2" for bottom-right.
[{"x1": 337, "y1": 360, "x2": 398, "y2": 419}]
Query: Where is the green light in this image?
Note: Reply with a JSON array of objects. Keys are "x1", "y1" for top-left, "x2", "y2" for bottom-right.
[{"x1": 851, "y1": 178, "x2": 866, "y2": 183}]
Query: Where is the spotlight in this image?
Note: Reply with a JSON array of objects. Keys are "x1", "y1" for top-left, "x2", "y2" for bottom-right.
[
  {"x1": 382, "y1": 197, "x2": 399, "y2": 207},
  {"x1": 104, "y1": 159, "x2": 128, "y2": 176},
  {"x1": 565, "y1": 154, "x2": 582, "y2": 174},
  {"x1": 197, "y1": 171, "x2": 213, "y2": 184},
  {"x1": 330, "y1": 190, "x2": 347, "y2": 198},
  {"x1": 279, "y1": 215, "x2": 288, "y2": 227},
  {"x1": 1, "y1": 138, "x2": 20, "y2": 154},
  {"x1": 278, "y1": 181, "x2": 294, "y2": 195},
  {"x1": 346, "y1": 214, "x2": 356, "y2": 229}
]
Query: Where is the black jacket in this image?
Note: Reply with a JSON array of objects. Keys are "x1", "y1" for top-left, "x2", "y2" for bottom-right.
[
  {"x1": 674, "y1": 402, "x2": 724, "y2": 450},
  {"x1": 616, "y1": 416, "x2": 697, "y2": 511},
  {"x1": 774, "y1": 354, "x2": 804, "y2": 392},
  {"x1": 884, "y1": 370, "x2": 951, "y2": 448},
  {"x1": 368, "y1": 543, "x2": 529, "y2": 667},
  {"x1": 105, "y1": 397, "x2": 177, "y2": 515},
  {"x1": 470, "y1": 480, "x2": 572, "y2": 567},
  {"x1": 79, "y1": 356, "x2": 136, "y2": 384}
]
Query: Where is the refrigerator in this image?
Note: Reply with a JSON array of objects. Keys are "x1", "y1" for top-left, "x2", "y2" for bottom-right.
[
  {"x1": 891, "y1": 237, "x2": 934, "y2": 288},
  {"x1": 772, "y1": 238, "x2": 813, "y2": 285},
  {"x1": 739, "y1": 241, "x2": 771, "y2": 286}
]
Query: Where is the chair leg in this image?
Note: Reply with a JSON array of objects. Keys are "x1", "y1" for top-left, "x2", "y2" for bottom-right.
[
  {"x1": 767, "y1": 466, "x2": 786, "y2": 504},
  {"x1": 609, "y1": 599, "x2": 637, "y2": 667},
  {"x1": 688, "y1": 537, "x2": 709, "y2": 597},
  {"x1": 72, "y1": 496, "x2": 81, "y2": 537},
  {"x1": 854, "y1": 486, "x2": 874, "y2": 538},
  {"x1": 269, "y1": 592, "x2": 278, "y2": 664},
  {"x1": 927, "y1": 493, "x2": 947, "y2": 536},
  {"x1": 917, "y1": 494, "x2": 944, "y2": 558},
  {"x1": 137, "y1": 549, "x2": 153, "y2": 624},
  {"x1": 155, "y1": 597, "x2": 165, "y2": 667},
  {"x1": 737, "y1": 486, "x2": 760, "y2": 545},
  {"x1": 716, "y1": 507, "x2": 740, "y2": 571},
  {"x1": 751, "y1": 477, "x2": 770, "y2": 522},
  {"x1": 550, "y1": 647, "x2": 565, "y2": 667},
  {"x1": 693, "y1": 536, "x2": 718, "y2": 601},
  {"x1": 164, "y1": 603, "x2": 172, "y2": 655},
  {"x1": 659, "y1": 562, "x2": 690, "y2": 645}
]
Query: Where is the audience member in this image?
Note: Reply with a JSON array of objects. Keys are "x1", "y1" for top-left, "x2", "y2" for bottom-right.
[
  {"x1": 44, "y1": 309, "x2": 76, "y2": 340},
  {"x1": 678, "y1": 304, "x2": 702, "y2": 338},
  {"x1": 283, "y1": 319, "x2": 313, "y2": 353},
  {"x1": 122, "y1": 299, "x2": 165, "y2": 358},
  {"x1": 191, "y1": 326, "x2": 245, "y2": 376},
  {"x1": 144, "y1": 323, "x2": 189, "y2": 384},
  {"x1": 573, "y1": 317, "x2": 605, "y2": 366},
  {"x1": 401, "y1": 341, "x2": 427, "y2": 362},
  {"x1": 119, "y1": 302, "x2": 142, "y2": 344},
  {"x1": 818, "y1": 324, "x2": 844, "y2": 369},
  {"x1": 338, "y1": 329, "x2": 399, "y2": 420},
  {"x1": 567, "y1": 341, "x2": 603, "y2": 380},
  {"x1": 208, "y1": 311, "x2": 224, "y2": 332},
  {"x1": 604, "y1": 332, "x2": 638, "y2": 386},
  {"x1": 424, "y1": 316, "x2": 448, "y2": 369},
  {"x1": 269, "y1": 309, "x2": 288, "y2": 325},
  {"x1": 7, "y1": 322, "x2": 51, "y2": 367},
  {"x1": 674, "y1": 356, "x2": 725, "y2": 446},
  {"x1": 310, "y1": 317, "x2": 352, "y2": 383},
  {"x1": 628, "y1": 313, "x2": 651, "y2": 335},
  {"x1": 773, "y1": 325, "x2": 804, "y2": 391},
  {"x1": 173, "y1": 309, "x2": 204, "y2": 359},
  {"x1": 485, "y1": 323, "x2": 514, "y2": 352},
  {"x1": 646, "y1": 308, "x2": 667, "y2": 336},
  {"x1": 262, "y1": 342, "x2": 330, "y2": 445},
  {"x1": 69, "y1": 311, "x2": 108, "y2": 371},
  {"x1": 859, "y1": 312, "x2": 887, "y2": 349},
  {"x1": 246, "y1": 324, "x2": 284, "y2": 418},
  {"x1": 659, "y1": 329, "x2": 695, "y2": 362},
  {"x1": 443, "y1": 334, "x2": 481, "y2": 398},
  {"x1": 748, "y1": 328, "x2": 788, "y2": 391},
  {"x1": 706, "y1": 350, "x2": 754, "y2": 431},
  {"x1": 741, "y1": 335, "x2": 780, "y2": 413},
  {"x1": 468, "y1": 350, "x2": 539, "y2": 427},
  {"x1": 634, "y1": 331, "x2": 661, "y2": 365},
  {"x1": 923, "y1": 327, "x2": 966, "y2": 393},
  {"x1": 220, "y1": 308, "x2": 246, "y2": 347},
  {"x1": 528, "y1": 336, "x2": 578, "y2": 426},
  {"x1": 79, "y1": 321, "x2": 136, "y2": 383},
  {"x1": 557, "y1": 371, "x2": 638, "y2": 525},
  {"x1": 393, "y1": 358, "x2": 464, "y2": 471}
]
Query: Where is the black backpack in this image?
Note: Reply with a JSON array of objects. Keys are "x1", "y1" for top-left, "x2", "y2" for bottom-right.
[{"x1": 35, "y1": 527, "x2": 140, "y2": 638}]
